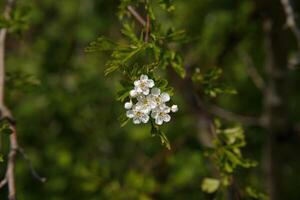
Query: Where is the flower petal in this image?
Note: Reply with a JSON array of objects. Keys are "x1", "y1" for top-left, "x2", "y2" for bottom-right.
[
  {"x1": 133, "y1": 117, "x2": 141, "y2": 124},
  {"x1": 134, "y1": 80, "x2": 140, "y2": 86},
  {"x1": 143, "y1": 88, "x2": 150, "y2": 95},
  {"x1": 124, "y1": 101, "x2": 133, "y2": 109},
  {"x1": 151, "y1": 111, "x2": 159, "y2": 119},
  {"x1": 135, "y1": 86, "x2": 143, "y2": 93},
  {"x1": 171, "y1": 105, "x2": 178, "y2": 112},
  {"x1": 141, "y1": 114, "x2": 150, "y2": 123},
  {"x1": 163, "y1": 105, "x2": 171, "y2": 113},
  {"x1": 140, "y1": 74, "x2": 148, "y2": 81},
  {"x1": 130, "y1": 89, "x2": 137, "y2": 97},
  {"x1": 126, "y1": 110, "x2": 134, "y2": 118},
  {"x1": 161, "y1": 92, "x2": 170, "y2": 102},
  {"x1": 151, "y1": 87, "x2": 160, "y2": 96},
  {"x1": 147, "y1": 79, "x2": 155, "y2": 88},
  {"x1": 163, "y1": 114, "x2": 171, "y2": 122},
  {"x1": 155, "y1": 116, "x2": 164, "y2": 125}
]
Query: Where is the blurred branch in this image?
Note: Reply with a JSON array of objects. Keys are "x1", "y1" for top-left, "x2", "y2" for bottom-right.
[
  {"x1": 208, "y1": 104, "x2": 263, "y2": 126},
  {"x1": 0, "y1": 0, "x2": 18, "y2": 199},
  {"x1": 127, "y1": 5, "x2": 150, "y2": 42},
  {"x1": 0, "y1": 0, "x2": 45, "y2": 199},
  {"x1": 0, "y1": 177, "x2": 7, "y2": 189},
  {"x1": 145, "y1": 15, "x2": 150, "y2": 42},
  {"x1": 281, "y1": 0, "x2": 300, "y2": 69},
  {"x1": 194, "y1": 94, "x2": 263, "y2": 126},
  {"x1": 127, "y1": 6, "x2": 146, "y2": 26},
  {"x1": 18, "y1": 148, "x2": 46, "y2": 183},
  {"x1": 239, "y1": 51, "x2": 265, "y2": 91}
]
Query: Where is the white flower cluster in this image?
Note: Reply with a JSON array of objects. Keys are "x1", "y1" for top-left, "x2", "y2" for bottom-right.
[{"x1": 125, "y1": 75, "x2": 178, "y2": 125}]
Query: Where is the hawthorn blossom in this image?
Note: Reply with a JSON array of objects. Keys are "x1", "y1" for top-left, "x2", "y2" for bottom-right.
[
  {"x1": 171, "y1": 105, "x2": 178, "y2": 113},
  {"x1": 149, "y1": 87, "x2": 170, "y2": 108},
  {"x1": 124, "y1": 101, "x2": 133, "y2": 109},
  {"x1": 126, "y1": 105, "x2": 150, "y2": 124},
  {"x1": 135, "y1": 95, "x2": 155, "y2": 113},
  {"x1": 125, "y1": 74, "x2": 178, "y2": 126},
  {"x1": 151, "y1": 105, "x2": 171, "y2": 125},
  {"x1": 130, "y1": 75, "x2": 155, "y2": 97}
]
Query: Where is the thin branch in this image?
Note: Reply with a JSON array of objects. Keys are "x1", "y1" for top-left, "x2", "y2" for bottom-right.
[
  {"x1": 7, "y1": 128, "x2": 18, "y2": 200},
  {"x1": 193, "y1": 93, "x2": 262, "y2": 126},
  {"x1": 127, "y1": 5, "x2": 146, "y2": 26},
  {"x1": 0, "y1": 177, "x2": 7, "y2": 189},
  {"x1": 239, "y1": 50, "x2": 265, "y2": 91},
  {"x1": 281, "y1": 0, "x2": 300, "y2": 69},
  {"x1": 0, "y1": 1, "x2": 17, "y2": 199},
  {"x1": 208, "y1": 104, "x2": 262, "y2": 126},
  {"x1": 18, "y1": 148, "x2": 46, "y2": 183},
  {"x1": 145, "y1": 15, "x2": 150, "y2": 42}
]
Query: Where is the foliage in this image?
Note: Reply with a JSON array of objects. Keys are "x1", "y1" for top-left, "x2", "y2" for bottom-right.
[
  {"x1": 201, "y1": 121, "x2": 263, "y2": 198},
  {"x1": 0, "y1": 0, "x2": 299, "y2": 200},
  {"x1": 86, "y1": 0, "x2": 186, "y2": 149}
]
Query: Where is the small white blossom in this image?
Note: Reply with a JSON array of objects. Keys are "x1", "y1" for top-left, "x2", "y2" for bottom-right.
[
  {"x1": 135, "y1": 95, "x2": 155, "y2": 113},
  {"x1": 133, "y1": 75, "x2": 155, "y2": 95},
  {"x1": 149, "y1": 87, "x2": 170, "y2": 108},
  {"x1": 124, "y1": 74, "x2": 178, "y2": 126},
  {"x1": 124, "y1": 101, "x2": 133, "y2": 109},
  {"x1": 151, "y1": 105, "x2": 171, "y2": 125},
  {"x1": 126, "y1": 105, "x2": 150, "y2": 124},
  {"x1": 171, "y1": 105, "x2": 178, "y2": 113},
  {"x1": 129, "y1": 89, "x2": 138, "y2": 97}
]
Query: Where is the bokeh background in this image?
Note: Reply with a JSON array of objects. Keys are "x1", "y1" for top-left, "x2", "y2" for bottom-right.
[{"x1": 0, "y1": 0, "x2": 300, "y2": 199}]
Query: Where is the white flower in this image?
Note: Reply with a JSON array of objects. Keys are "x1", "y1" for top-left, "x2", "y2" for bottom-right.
[
  {"x1": 129, "y1": 89, "x2": 138, "y2": 97},
  {"x1": 124, "y1": 101, "x2": 133, "y2": 109},
  {"x1": 126, "y1": 105, "x2": 150, "y2": 124},
  {"x1": 151, "y1": 104, "x2": 171, "y2": 125},
  {"x1": 125, "y1": 75, "x2": 178, "y2": 126},
  {"x1": 132, "y1": 75, "x2": 155, "y2": 96},
  {"x1": 149, "y1": 87, "x2": 170, "y2": 108},
  {"x1": 171, "y1": 105, "x2": 178, "y2": 112},
  {"x1": 135, "y1": 95, "x2": 155, "y2": 113}
]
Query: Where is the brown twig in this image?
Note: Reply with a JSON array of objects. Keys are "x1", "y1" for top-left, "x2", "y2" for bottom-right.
[
  {"x1": 208, "y1": 104, "x2": 262, "y2": 126},
  {"x1": 239, "y1": 50, "x2": 265, "y2": 91},
  {"x1": 281, "y1": 0, "x2": 300, "y2": 69},
  {"x1": 18, "y1": 148, "x2": 46, "y2": 183},
  {"x1": 0, "y1": 1, "x2": 46, "y2": 197},
  {"x1": 127, "y1": 5, "x2": 146, "y2": 26},
  {"x1": 145, "y1": 15, "x2": 150, "y2": 42},
  {"x1": 0, "y1": 177, "x2": 7, "y2": 189},
  {"x1": 0, "y1": 0, "x2": 18, "y2": 199}
]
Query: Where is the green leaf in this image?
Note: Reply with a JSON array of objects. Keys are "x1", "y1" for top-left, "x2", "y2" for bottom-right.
[
  {"x1": 245, "y1": 187, "x2": 268, "y2": 200},
  {"x1": 158, "y1": 0, "x2": 175, "y2": 12},
  {"x1": 119, "y1": 114, "x2": 130, "y2": 127},
  {"x1": 201, "y1": 178, "x2": 220, "y2": 193},
  {"x1": 0, "y1": 120, "x2": 13, "y2": 135},
  {"x1": 166, "y1": 28, "x2": 187, "y2": 42},
  {"x1": 150, "y1": 121, "x2": 171, "y2": 150},
  {"x1": 121, "y1": 23, "x2": 139, "y2": 43},
  {"x1": 116, "y1": 87, "x2": 131, "y2": 102},
  {"x1": 85, "y1": 37, "x2": 117, "y2": 52}
]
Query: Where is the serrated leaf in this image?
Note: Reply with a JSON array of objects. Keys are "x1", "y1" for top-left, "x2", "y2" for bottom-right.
[
  {"x1": 119, "y1": 114, "x2": 130, "y2": 127},
  {"x1": 85, "y1": 37, "x2": 117, "y2": 52},
  {"x1": 121, "y1": 23, "x2": 139, "y2": 43},
  {"x1": 158, "y1": 0, "x2": 175, "y2": 12},
  {"x1": 150, "y1": 121, "x2": 171, "y2": 150},
  {"x1": 117, "y1": 87, "x2": 131, "y2": 102}
]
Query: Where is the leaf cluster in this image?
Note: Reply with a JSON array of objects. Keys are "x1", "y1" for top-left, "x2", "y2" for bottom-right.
[{"x1": 192, "y1": 67, "x2": 237, "y2": 98}]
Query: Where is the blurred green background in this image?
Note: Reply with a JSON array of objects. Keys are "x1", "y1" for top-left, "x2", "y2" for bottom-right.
[{"x1": 0, "y1": 0, "x2": 300, "y2": 199}]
